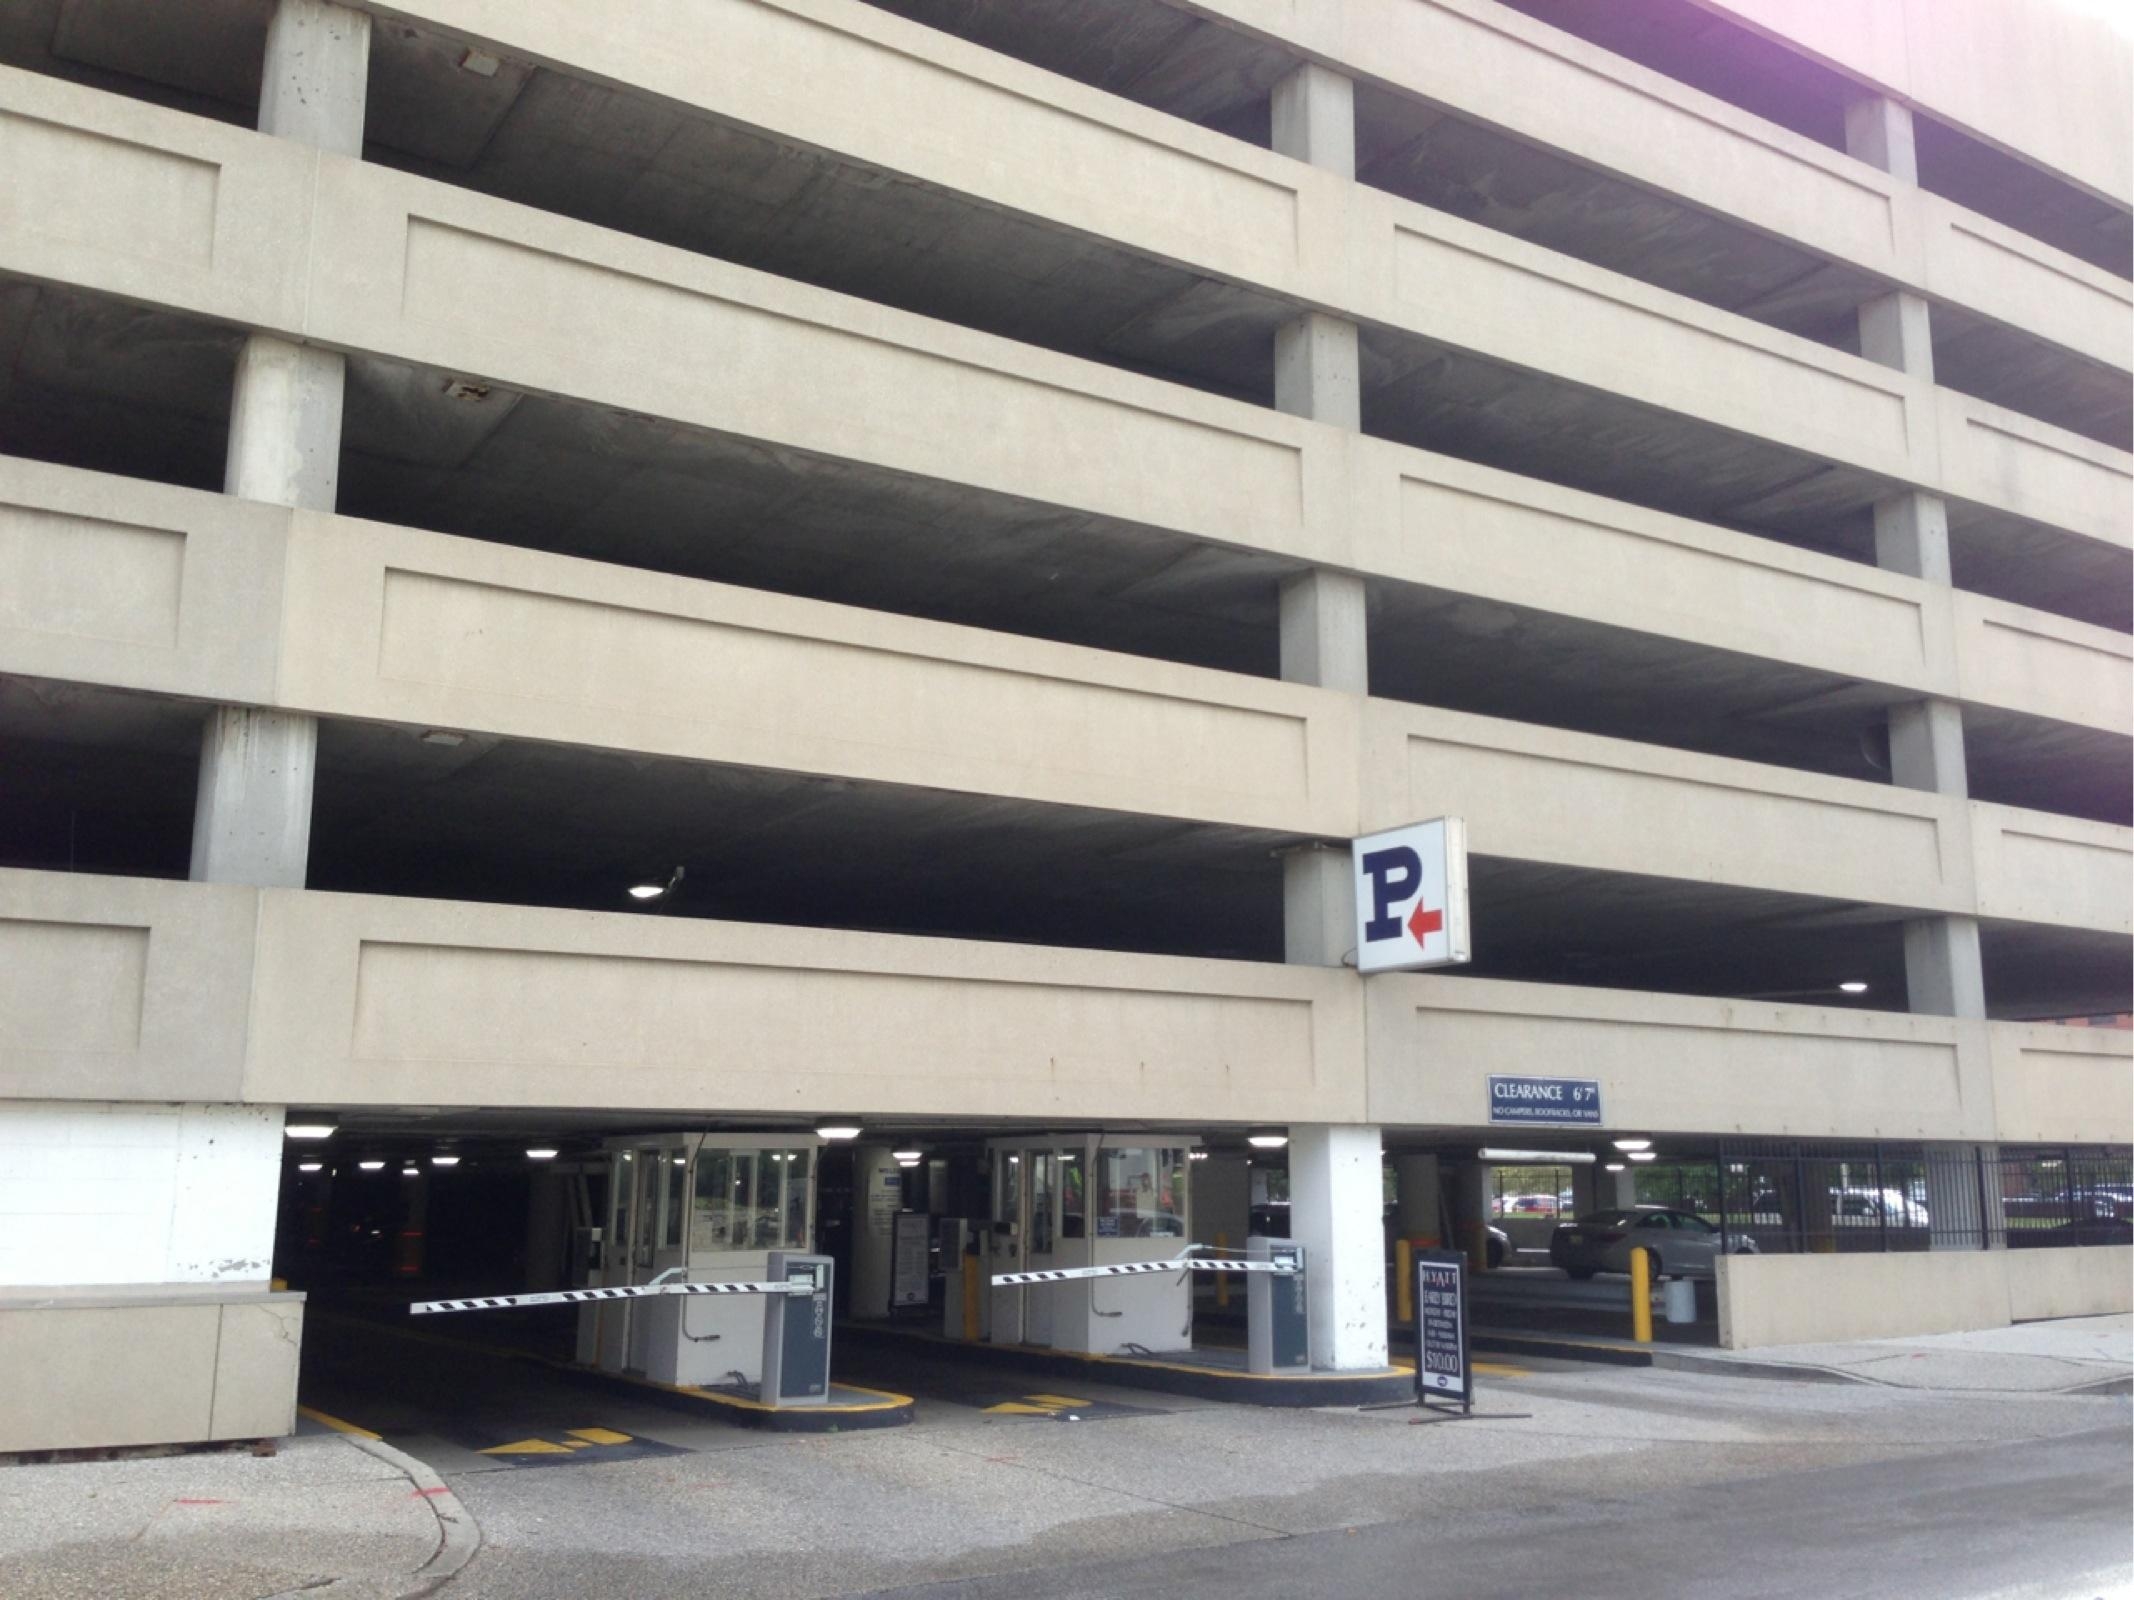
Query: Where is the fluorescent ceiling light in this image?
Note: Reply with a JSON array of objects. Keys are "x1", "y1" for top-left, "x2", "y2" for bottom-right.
[
  {"x1": 1603, "y1": 1162, "x2": 1626, "y2": 1172},
  {"x1": 1611, "y1": 1139, "x2": 1652, "y2": 1153},
  {"x1": 284, "y1": 1120, "x2": 336, "y2": 1140},
  {"x1": 1188, "y1": 1150, "x2": 1209, "y2": 1162},
  {"x1": 627, "y1": 884, "x2": 665, "y2": 901},
  {"x1": 897, "y1": 1159, "x2": 920, "y2": 1169},
  {"x1": 1247, "y1": 1134, "x2": 1288, "y2": 1150},
  {"x1": 1838, "y1": 981, "x2": 1869, "y2": 995},
  {"x1": 1478, "y1": 1148, "x2": 1597, "y2": 1164},
  {"x1": 1628, "y1": 1152, "x2": 1658, "y2": 1163},
  {"x1": 816, "y1": 1124, "x2": 862, "y2": 1140},
  {"x1": 357, "y1": 1159, "x2": 386, "y2": 1172},
  {"x1": 400, "y1": 1166, "x2": 420, "y2": 1178},
  {"x1": 526, "y1": 1147, "x2": 558, "y2": 1160},
  {"x1": 430, "y1": 1154, "x2": 460, "y2": 1167},
  {"x1": 297, "y1": 1161, "x2": 324, "y2": 1173},
  {"x1": 892, "y1": 1150, "x2": 923, "y2": 1162}
]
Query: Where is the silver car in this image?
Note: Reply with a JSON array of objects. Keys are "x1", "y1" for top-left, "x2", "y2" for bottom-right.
[{"x1": 1548, "y1": 1205, "x2": 1754, "y2": 1280}]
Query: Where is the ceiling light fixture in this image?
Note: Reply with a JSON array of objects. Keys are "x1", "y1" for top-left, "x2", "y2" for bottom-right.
[
  {"x1": 629, "y1": 865, "x2": 686, "y2": 904},
  {"x1": 1611, "y1": 1138, "x2": 1652, "y2": 1153},
  {"x1": 1628, "y1": 1152, "x2": 1658, "y2": 1163},
  {"x1": 1838, "y1": 981, "x2": 1869, "y2": 995},
  {"x1": 431, "y1": 1153, "x2": 460, "y2": 1167},
  {"x1": 297, "y1": 1160, "x2": 324, "y2": 1173},
  {"x1": 357, "y1": 1159, "x2": 386, "y2": 1172},
  {"x1": 1603, "y1": 1162, "x2": 1626, "y2": 1173},
  {"x1": 284, "y1": 1118, "x2": 336, "y2": 1140},
  {"x1": 526, "y1": 1147, "x2": 558, "y2": 1161},
  {"x1": 816, "y1": 1124, "x2": 861, "y2": 1141},
  {"x1": 401, "y1": 1166, "x2": 420, "y2": 1178},
  {"x1": 1478, "y1": 1148, "x2": 1597, "y2": 1164},
  {"x1": 1246, "y1": 1132, "x2": 1288, "y2": 1150},
  {"x1": 892, "y1": 1150, "x2": 924, "y2": 1163}
]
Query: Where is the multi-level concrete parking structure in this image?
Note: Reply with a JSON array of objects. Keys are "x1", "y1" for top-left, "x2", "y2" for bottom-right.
[{"x1": 0, "y1": 0, "x2": 2127, "y2": 1451}]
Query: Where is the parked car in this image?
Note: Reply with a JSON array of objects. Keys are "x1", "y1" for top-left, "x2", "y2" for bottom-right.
[
  {"x1": 1830, "y1": 1188, "x2": 1930, "y2": 1228},
  {"x1": 1549, "y1": 1206, "x2": 1756, "y2": 1280}
]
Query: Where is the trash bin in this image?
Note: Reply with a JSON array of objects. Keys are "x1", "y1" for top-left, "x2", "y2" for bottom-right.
[{"x1": 1663, "y1": 1278, "x2": 1697, "y2": 1324}]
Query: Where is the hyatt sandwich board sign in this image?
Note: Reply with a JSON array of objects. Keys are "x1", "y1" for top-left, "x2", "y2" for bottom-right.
[{"x1": 1352, "y1": 817, "x2": 1471, "y2": 975}]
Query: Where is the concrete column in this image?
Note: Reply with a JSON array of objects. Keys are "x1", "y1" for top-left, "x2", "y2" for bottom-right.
[
  {"x1": 1271, "y1": 62, "x2": 1355, "y2": 179},
  {"x1": 1287, "y1": 1125, "x2": 1387, "y2": 1369},
  {"x1": 849, "y1": 1145, "x2": 900, "y2": 1319},
  {"x1": 1392, "y1": 1153, "x2": 1442, "y2": 1245},
  {"x1": 1847, "y1": 93, "x2": 1987, "y2": 1034},
  {"x1": 190, "y1": 708, "x2": 318, "y2": 887},
  {"x1": 225, "y1": 335, "x2": 347, "y2": 511},
  {"x1": 1450, "y1": 1163, "x2": 1489, "y2": 1269},
  {"x1": 1600, "y1": 1167, "x2": 1639, "y2": 1209},
  {"x1": 1274, "y1": 313, "x2": 1361, "y2": 432},
  {"x1": 260, "y1": 0, "x2": 371, "y2": 156},
  {"x1": 1844, "y1": 94, "x2": 1918, "y2": 185}
]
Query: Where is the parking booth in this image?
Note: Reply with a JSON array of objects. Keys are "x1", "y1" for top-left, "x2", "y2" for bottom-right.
[
  {"x1": 578, "y1": 1132, "x2": 820, "y2": 1389},
  {"x1": 980, "y1": 1135, "x2": 1195, "y2": 1355}
]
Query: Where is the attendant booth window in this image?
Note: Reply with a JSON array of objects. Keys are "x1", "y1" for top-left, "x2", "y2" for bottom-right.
[
  {"x1": 582, "y1": 1133, "x2": 819, "y2": 1391},
  {"x1": 984, "y1": 1134, "x2": 1197, "y2": 1356}
]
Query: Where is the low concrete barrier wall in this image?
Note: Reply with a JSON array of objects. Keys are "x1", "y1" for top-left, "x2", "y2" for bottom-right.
[
  {"x1": 0, "y1": 1289, "x2": 303, "y2": 1453},
  {"x1": 1715, "y1": 1248, "x2": 2131, "y2": 1348},
  {"x1": 2005, "y1": 1247, "x2": 2134, "y2": 1323}
]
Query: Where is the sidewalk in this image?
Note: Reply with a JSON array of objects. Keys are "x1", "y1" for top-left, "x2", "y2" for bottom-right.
[
  {"x1": 1656, "y1": 1314, "x2": 2134, "y2": 1393},
  {"x1": 0, "y1": 1430, "x2": 472, "y2": 1600}
]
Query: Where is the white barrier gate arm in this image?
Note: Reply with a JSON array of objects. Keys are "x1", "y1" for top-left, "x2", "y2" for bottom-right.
[
  {"x1": 991, "y1": 1257, "x2": 1298, "y2": 1288},
  {"x1": 411, "y1": 1279, "x2": 803, "y2": 1316}
]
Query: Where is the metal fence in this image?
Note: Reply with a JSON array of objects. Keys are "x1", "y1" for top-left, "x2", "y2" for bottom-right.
[{"x1": 1704, "y1": 1141, "x2": 2132, "y2": 1256}]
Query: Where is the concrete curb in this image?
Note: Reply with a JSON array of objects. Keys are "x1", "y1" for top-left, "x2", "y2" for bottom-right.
[
  {"x1": 335, "y1": 1431, "x2": 482, "y2": 1598},
  {"x1": 1645, "y1": 1349, "x2": 1865, "y2": 1386}
]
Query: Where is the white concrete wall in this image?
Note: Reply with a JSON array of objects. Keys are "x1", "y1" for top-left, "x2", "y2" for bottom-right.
[
  {"x1": 0, "y1": 1102, "x2": 282, "y2": 1288},
  {"x1": 1717, "y1": 1247, "x2": 2134, "y2": 1348}
]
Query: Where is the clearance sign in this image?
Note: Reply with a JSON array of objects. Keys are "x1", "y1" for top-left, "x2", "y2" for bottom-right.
[{"x1": 1351, "y1": 817, "x2": 1472, "y2": 975}]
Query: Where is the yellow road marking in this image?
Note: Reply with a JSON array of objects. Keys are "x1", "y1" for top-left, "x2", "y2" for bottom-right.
[
  {"x1": 983, "y1": 1402, "x2": 1059, "y2": 1415},
  {"x1": 566, "y1": 1427, "x2": 632, "y2": 1445},
  {"x1": 297, "y1": 1405, "x2": 379, "y2": 1440},
  {"x1": 1023, "y1": 1395, "x2": 1092, "y2": 1409},
  {"x1": 479, "y1": 1438, "x2": 573, "y2": 1456}
]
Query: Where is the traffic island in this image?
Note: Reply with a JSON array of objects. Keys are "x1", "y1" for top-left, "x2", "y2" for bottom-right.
[{"x1": 839, "y1": 1322, "x2": 1413, "y2": 1407}]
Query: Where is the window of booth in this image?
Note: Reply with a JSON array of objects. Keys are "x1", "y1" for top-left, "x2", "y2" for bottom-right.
[
  {"x1": 1098, "y1": 1146, "x2": 1188, "y2": 1238},
  {"x1": 690, "y1": 1146, "x2": 812, "y2": 1250}
]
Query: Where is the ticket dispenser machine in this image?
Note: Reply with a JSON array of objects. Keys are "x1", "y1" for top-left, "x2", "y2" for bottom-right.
[
  {"x1": 577, "y1": 1133, "x2": 820, "y2": 1389},
  {"x1": 984, "y1": 1135, "x2": 1196, "y2": 1356}
]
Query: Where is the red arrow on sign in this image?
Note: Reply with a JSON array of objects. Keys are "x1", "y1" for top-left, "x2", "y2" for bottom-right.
[{"x1": 1407, "y1": 900, "x2": 1443, "y2": 945}]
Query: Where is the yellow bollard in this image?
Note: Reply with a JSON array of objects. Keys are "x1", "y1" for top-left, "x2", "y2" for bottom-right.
[
  {"x1": 961, "y1": 1249, "x2": 982, "y2": 1342},
  {"x1": 1215, "y1": 1231, "x2": 1230, "y2": 1309},
  {"x1": 1629, "y1": 1246, "x2": 1655, "y2": 1344},
  {"x1": 1394, "y1": 1238, "x2": 1415, "y2": 1324}
]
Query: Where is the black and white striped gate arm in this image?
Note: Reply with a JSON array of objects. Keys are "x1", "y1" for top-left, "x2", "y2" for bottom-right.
[
  {"x1": 410, "y1": 1279, "x2": 805, "y2": 1316},
  {"x1": 991, "y1": 1256, "x2": 1299, "y2": 1288}
]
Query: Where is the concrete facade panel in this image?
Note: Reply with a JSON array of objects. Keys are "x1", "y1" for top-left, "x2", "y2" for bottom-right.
[
  {"x1": 242, "y1": 888, "x2": 1367, "y2": 1122},
  {"x1": 1970, "y1": 804, "x2": 2134, "y2": 934},
  {"x1": 1951, "y1": 591, "x2": 2133, "y2": 736},
  {"x1": 1987, "y1": 1023, "x2": 2133, "y2": 1146},
  {"x1": 1937, "y1": 394, "x2": 2134, "y2": 551},
  {"x1": 376, "y1": 0, "x2": 1313, "y2": 290},
  {"x1": 315, "y1": 194, "x2": 1312, "y2": 554},
  {"x1": 0, "y1": 457, "x2": 288, "y2": 705},
  {"x1": 0, "y1": 67, "x2": 316, "y2": 334},
  {"x1": 0, "y1": 872, "x2": 257, "y2": 1104},
  {"x1": 274, "y1": 515, "x2": 1353, "y2": 836},
  {"x1": 1390, "y1": 450, "x2": 1942, "y2": 694},
  {"x1": 1388, "y1": 220, "x2": 1915, "y2": 477},
  {"x1": 0, "y1": 1301, "x2": 218, "y2": 1450},
  {"x1": 1366, "y1": 703, "x2": 1969, "y2": 914},
  {"x1": 1366, "y1": 974, "x2": 1976, "y2": 1139},
  {"x1": 1920, "y1": 195, "x2": 2132, "y2": 373}
]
